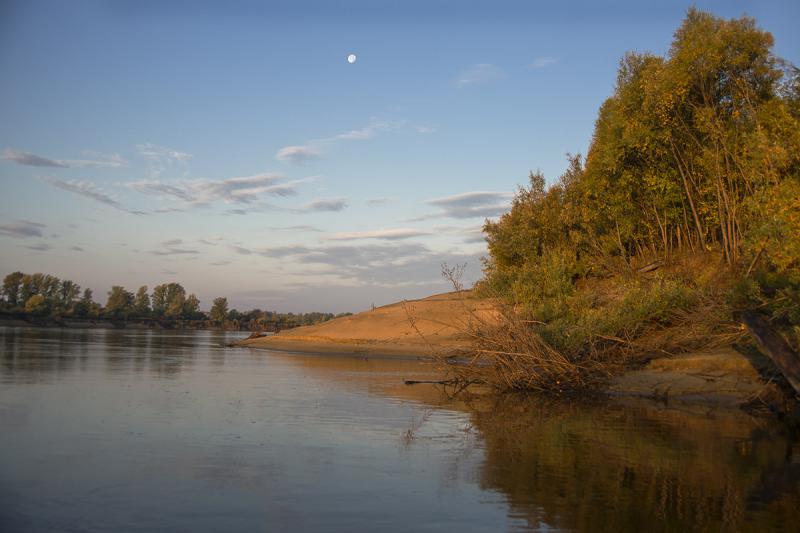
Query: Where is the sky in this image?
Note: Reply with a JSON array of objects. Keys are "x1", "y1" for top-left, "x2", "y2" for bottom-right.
[{"x1": 1, "y1": 0, "x2": 798, "y2": 313}]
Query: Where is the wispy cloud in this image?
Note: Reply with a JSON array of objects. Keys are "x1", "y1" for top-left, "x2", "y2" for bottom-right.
[
  {"x1": 229, "y1": 241, "x2": 481, "y2": 288},
  {"x1": 275, "y1": 118, "x2": 406, "y2": 164},
  {"x1": 70, "y1": 246, "x2": 85, "y2": 252},
  {"x1": 416, "y1": 126, "x2": 436, "y2": 134},
  {"x1": 456, "y1": 63, "x2": 505, "y2": 87},
  {"x1": 275, "y1": 145, "x2": 322, "y2": 164},
  {"x1": 1, "y1": 148, "x2": 128, "y2": 169},
  {"x1": 366, "y1": 197, "x2": 392, "y2": 207},
  {"x1": 269, "y1": 225, "x2": 323, "y2": 232},
  {"x1": 150, "y1": 238, "x2": 200, "y2": 256},
  {"x1": 129, "y1": 173, "x2": 311, "y2": 207},
  {"x1": 42, "y1": 177, "x2": 143, "y2": 214},
  {"x1": 528, "y1": 56, "x2": 558, "y2": 69},
  {"x1": 137, "y1": 143, "x2": 192, "y2": 177},
  {"x1": 327, "y1": 228, "x2": 432, "y2": 241},
  {"x1": 0, "y1": 220, "x2": 46, "y2": 238},
  {"x1": 305, "y1": 198, "x2": 348, "y2": 212},
  {"x1": 418, "y1": 191, "x2": 513, "y2": 219},
  {"x1": 26, "y1": 243, "x2": 52, "y2": 252}
]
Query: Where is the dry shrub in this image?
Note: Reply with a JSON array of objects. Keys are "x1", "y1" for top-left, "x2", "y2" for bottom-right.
[{"x1": 417, "y1": 257, "x2": 744, "y2": 395}]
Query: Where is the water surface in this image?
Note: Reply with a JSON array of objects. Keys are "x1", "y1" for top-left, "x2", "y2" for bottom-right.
[{"x1": 1, "y1": 327, "x2": 798, "y2": 532}]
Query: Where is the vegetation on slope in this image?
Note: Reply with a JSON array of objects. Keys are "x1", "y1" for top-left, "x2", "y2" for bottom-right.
[{"x1": 457, "y1": 9, "x2": 800, "y2": 392}]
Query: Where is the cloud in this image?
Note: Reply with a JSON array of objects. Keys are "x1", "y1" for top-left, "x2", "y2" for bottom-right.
[
  {"x1": 366, "y1": 197, "x2": 391, "y2": 207},
  {"x1": 229, "y1": 241, "x2": 483, "y2": 289},
  {"x1": 528, "y1": 56, "x2": 558, "y2": 69},
  {"x1": 2, "y1": 148, "x2": 67, "y2": 167},
  {"x1": 0, "y1": 220, "x2": 46, "y2": 238},
  {"x1": 129, "y1": 173, "x2": 309, "y2": 207},
  {"x1": 70, "y1": 246, "x2": 85, "y2": 252},
  {"x1": 210, "y1": 261, "x2": 230, "y2": 266},
  {"x1": 137, "y1": 143, "x2": 192, "y2": 177},
  {"x1": 269, "y1": 225, "x2": 323, "y2": 232},
  {"x1": 423, "y1": 191, "x2": 513, "y2": 219},
  {"x1": 26, "y1": 243, "x2": 52, "y2": 252},
  {"x1": 305, "y1": 198, "x2": 348, "y2": 212},
  {"x1": 416, "y1": 126, "x2": 436, "y2": 134},
  {"x1": 275, "y1": 145, "x2": 322, "y2": 164},
  {"x1": 150, "y1": 239, "x2": 200, "y2": 256},
  {"x1": 1, "y1": 148, "x2": 128, "y2": 168},
  {"x1": 275, "y1": 118, "x2": 406, "y2": 163},
  {"x1": 328, "y1": 228, "x2": 432, "y2": 241},
  {"x1": 456, "y1": 63, "x2": 505, "y2": 86},
  {"x1": 42, "y1": 177, "x2": 140, "y2": 214}
]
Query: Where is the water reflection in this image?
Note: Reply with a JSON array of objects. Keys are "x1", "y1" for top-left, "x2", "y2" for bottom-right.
[
  {"x1": 469, "y1": 395, "x2": 800, "y2": 532},
  {"x1": 1, "y1": 327, "x2": 799, "y2": 532}
]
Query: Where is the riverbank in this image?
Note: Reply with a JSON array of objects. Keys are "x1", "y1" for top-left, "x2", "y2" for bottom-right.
[{"x1": 237, "y1": 291, "x2": 791, "y2": 410}]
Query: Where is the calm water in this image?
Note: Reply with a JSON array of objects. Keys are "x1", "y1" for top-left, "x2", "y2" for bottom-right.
[{"x1": 1, "y1": 327, "x2": 799, "y2": 532}]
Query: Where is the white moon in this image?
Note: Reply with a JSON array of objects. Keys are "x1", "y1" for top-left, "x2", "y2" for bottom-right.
[{"x1": 347, "y1": 54, "x2": 357, "y2": 64}]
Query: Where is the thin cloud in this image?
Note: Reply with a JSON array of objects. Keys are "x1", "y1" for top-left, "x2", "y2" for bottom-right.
[
  {"x1": 528, "y1": 56, "x2": 558, "y2": 69},
  {"x1": 42, "y1": 177, "x2": 141, "y2": 214},
  {"x1": 1, "y1": 148, "x2": 128, "y2": 168},
  {"x1": 2, "y1": 148, "x2": 67, "y2": 167},
  {"x1": 26, "y1": 243, "x2": 52, "y2": 252},
  {"x1": 275, "y1": 145, "x2": 322, "y2": 164},
  {"x1": 416, "y1": 126, "x2": 436, "y2": 134},
  {"x1": 328, "y1": 228, "x2": 432, "y2": 241},
  {"x1": 305, "y1": 198, "x2": 348, "y2": 212},
  {"x1": 366, "y1": 197, "x2": 391, "y2": 206},
  {"x1": 269, "y1": 225, "x2": 323, "y2": 232},
  {"x1": 230, "y1": 241, "x2": 482, "y2": 289},
  {"x1": 275, "y1": 118, "x2": 406, "y2": 163},
  {"x1": 70, "y1": 246, "x2": 85, "y2": 252},
  {"x1": 421, "y1": 191, "x2": 513, "y2": 219},
  {"x1": 0, "y1": 220, "x2": 46, "y2": 238},
  {"x1": 137, "y1": 143, "x2": 192, "y2": 177},
  {"x1": 150, "y1": 239, "x2": 200, "y2": 256},
  {"x1": 129, "y1": 173, "x2": 310, "y2": 207},
  {"x1": 456, "y1": 63, "x2": 505, "y2": 87}
]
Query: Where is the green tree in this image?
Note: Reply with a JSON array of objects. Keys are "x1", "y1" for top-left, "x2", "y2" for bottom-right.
[
  {"x1": 183, "y1": 293, "x2": 200, "y2": 319},
  {"x1": 105, "y1": 286, "x2": 133, "y2": 319},
  {"x1": 58, "y1": 280, "x2": 81, "y2": 314},
  {"x1": 2, "y1": 271, "x2": 24, "y2": 307},
  {"x1": 210, "y1": 297, "x2": 229, "y2": 326},
  {"x1": 133, "y1": 286, "x2": 150, "y2": 317}
]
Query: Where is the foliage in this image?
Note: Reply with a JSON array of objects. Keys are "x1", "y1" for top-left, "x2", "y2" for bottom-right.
[{"x1": 473, "y1": 9, "x2": 799, "y2": 391}]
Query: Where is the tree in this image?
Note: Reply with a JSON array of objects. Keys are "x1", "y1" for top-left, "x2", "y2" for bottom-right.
[
  {"x1": 24, "y1": 294, "x2": 48, "y2": 316},
  {"x1": 133, "y1": 286, "x2": 150, "y2": 317},
  {"x1": 183, "y1": 293, "x2": 200, "y2": 319},
  {"x1": 2, "y1": 271, "x2": 24, "y2": 307},
  {"x1": 105, "y1": 286, "x2": 133, "y2": 319},
  {"x1": 210, "y1": 297, "x2": 229, "y2": 327},
  {"x1": 58, "y1": 280, "x2": 81, "y2": 314}
]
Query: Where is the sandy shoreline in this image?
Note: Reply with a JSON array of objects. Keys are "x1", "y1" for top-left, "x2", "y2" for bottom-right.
[{"x1": 235, "y1": 291, "x2": 784, "y2": 408}]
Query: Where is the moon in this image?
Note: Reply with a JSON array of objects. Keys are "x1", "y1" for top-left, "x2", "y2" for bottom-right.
[{"x1": 347, "y1": 54, "x2": 357, "y2": 64}]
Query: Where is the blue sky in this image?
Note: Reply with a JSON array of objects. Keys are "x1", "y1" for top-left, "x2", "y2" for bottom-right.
[{"x1": 1, "y1": 0, "x2": 798, "y2": 312}]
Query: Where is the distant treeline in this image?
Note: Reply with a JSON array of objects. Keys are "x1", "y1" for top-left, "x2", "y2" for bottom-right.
[{"x1": 0, "y1": 271, "x2": 350, "y2": 331}]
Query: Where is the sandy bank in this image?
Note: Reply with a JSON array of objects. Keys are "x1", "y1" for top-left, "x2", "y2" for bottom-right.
[
  {"x1": 237, "y1": 291, "x2": 785, "y2": 408},
  {"x1": 236, "y1": 291, "x2": 491, "y2": 357}
]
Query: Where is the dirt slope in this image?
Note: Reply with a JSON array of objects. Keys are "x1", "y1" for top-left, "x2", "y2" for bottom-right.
[{"x1": 236, "y1": 291, "x2": 493, "y2": 357}]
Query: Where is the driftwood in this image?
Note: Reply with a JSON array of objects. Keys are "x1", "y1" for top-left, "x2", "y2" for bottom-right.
[
  {"x1": 636, "y1": 260, "x2": 664, "y2": 274},
  {"x1": 742, "y1": 310, "x2": 800, "y2": 395}
]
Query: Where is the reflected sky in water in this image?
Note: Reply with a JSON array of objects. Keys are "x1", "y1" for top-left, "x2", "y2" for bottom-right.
[{"x1": 1, "y1": 327, "x2": 798, "y2": 532}]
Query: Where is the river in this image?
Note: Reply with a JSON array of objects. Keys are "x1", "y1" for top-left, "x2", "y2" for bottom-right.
[{"x1": 1, "y1": 327, "x2": 799, "y2": 531}]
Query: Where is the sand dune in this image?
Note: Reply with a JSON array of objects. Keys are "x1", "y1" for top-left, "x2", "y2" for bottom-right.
[{"x1": 236, "y1": 291, "x2": 493, "y2": 357}]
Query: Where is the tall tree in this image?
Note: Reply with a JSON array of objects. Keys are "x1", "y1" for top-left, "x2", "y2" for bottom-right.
[
  {"x1": 2, "y1": 271, "x2": 24, "y2": 307},
  {"x1": 105, "y1": 286, "x2": 134, "y2": 319},
  {"x1": 133, "y1": 286, "x2": 150, "y2": 317},
  {"x1": 210, "y1": 297, "x2": 229, "y2": 326}
]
